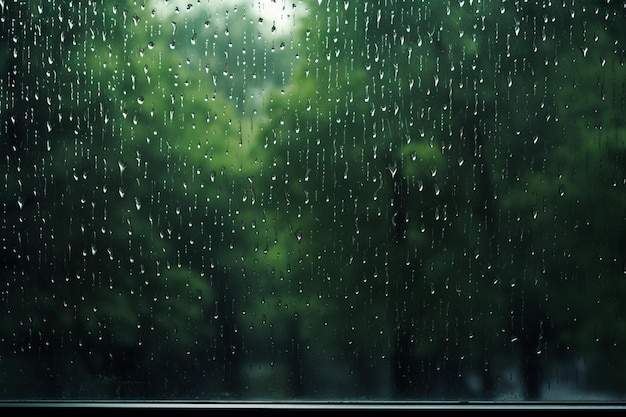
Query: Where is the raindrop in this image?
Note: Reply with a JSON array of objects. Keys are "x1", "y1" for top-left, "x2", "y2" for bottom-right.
[{"x1": 581, "y1": 46, "x2": 589, "y2": 57}]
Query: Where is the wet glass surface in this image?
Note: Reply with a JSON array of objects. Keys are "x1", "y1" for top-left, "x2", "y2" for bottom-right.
[{"x1": 1, "y1": 0, "x2": 625, "y2": 402}]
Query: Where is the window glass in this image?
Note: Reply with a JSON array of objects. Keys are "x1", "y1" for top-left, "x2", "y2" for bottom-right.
[{"x1": 1, "y1": 0, "x2": 625, "y2": 402}]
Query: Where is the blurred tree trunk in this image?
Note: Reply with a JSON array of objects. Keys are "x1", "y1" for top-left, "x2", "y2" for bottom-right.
[{"x1": 213, "y1": 269, "x2": 244, "y2": 397}]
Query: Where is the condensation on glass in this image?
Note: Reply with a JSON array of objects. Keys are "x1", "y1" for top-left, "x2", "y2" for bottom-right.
[{"x1": 1, "y1": 0, "x2": 625, "y2": 402}]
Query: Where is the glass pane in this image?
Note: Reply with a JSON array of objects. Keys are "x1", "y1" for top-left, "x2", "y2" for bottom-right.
[{"x1": 1, "y1": 0, "x2": 625, "y2": 402}]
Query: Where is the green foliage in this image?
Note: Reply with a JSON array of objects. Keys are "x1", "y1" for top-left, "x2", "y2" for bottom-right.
[
  {"x1": 2, "y1": 0, "x2": 626, "y2": 401},
  {"x1": 258, "y1": 0, "x2": 626, "y2": 399},
  {"x1": 0, "y1": 0, "x2": 262, "y2": 398}
]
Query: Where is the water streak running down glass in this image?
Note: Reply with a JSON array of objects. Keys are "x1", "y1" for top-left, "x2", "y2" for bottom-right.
[{"x1": 1, "y1": 0, "x2": 626, "y2": 404}]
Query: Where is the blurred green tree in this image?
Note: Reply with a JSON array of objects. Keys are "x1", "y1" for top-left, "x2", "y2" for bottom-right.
[
  {"x1": 0, "y1": 0, "x2": 269, "y2": 398},
  {"x1": 258, "y1": 0, "x2": 626, "y2": 400},
  {"x1": 2, "y1": 0, "x2": 626, "y2": 402}
]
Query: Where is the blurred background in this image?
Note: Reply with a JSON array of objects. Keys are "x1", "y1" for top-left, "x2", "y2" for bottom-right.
[{"x1": 1, "y1": 0, "x2": 625, "y2": 401}]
